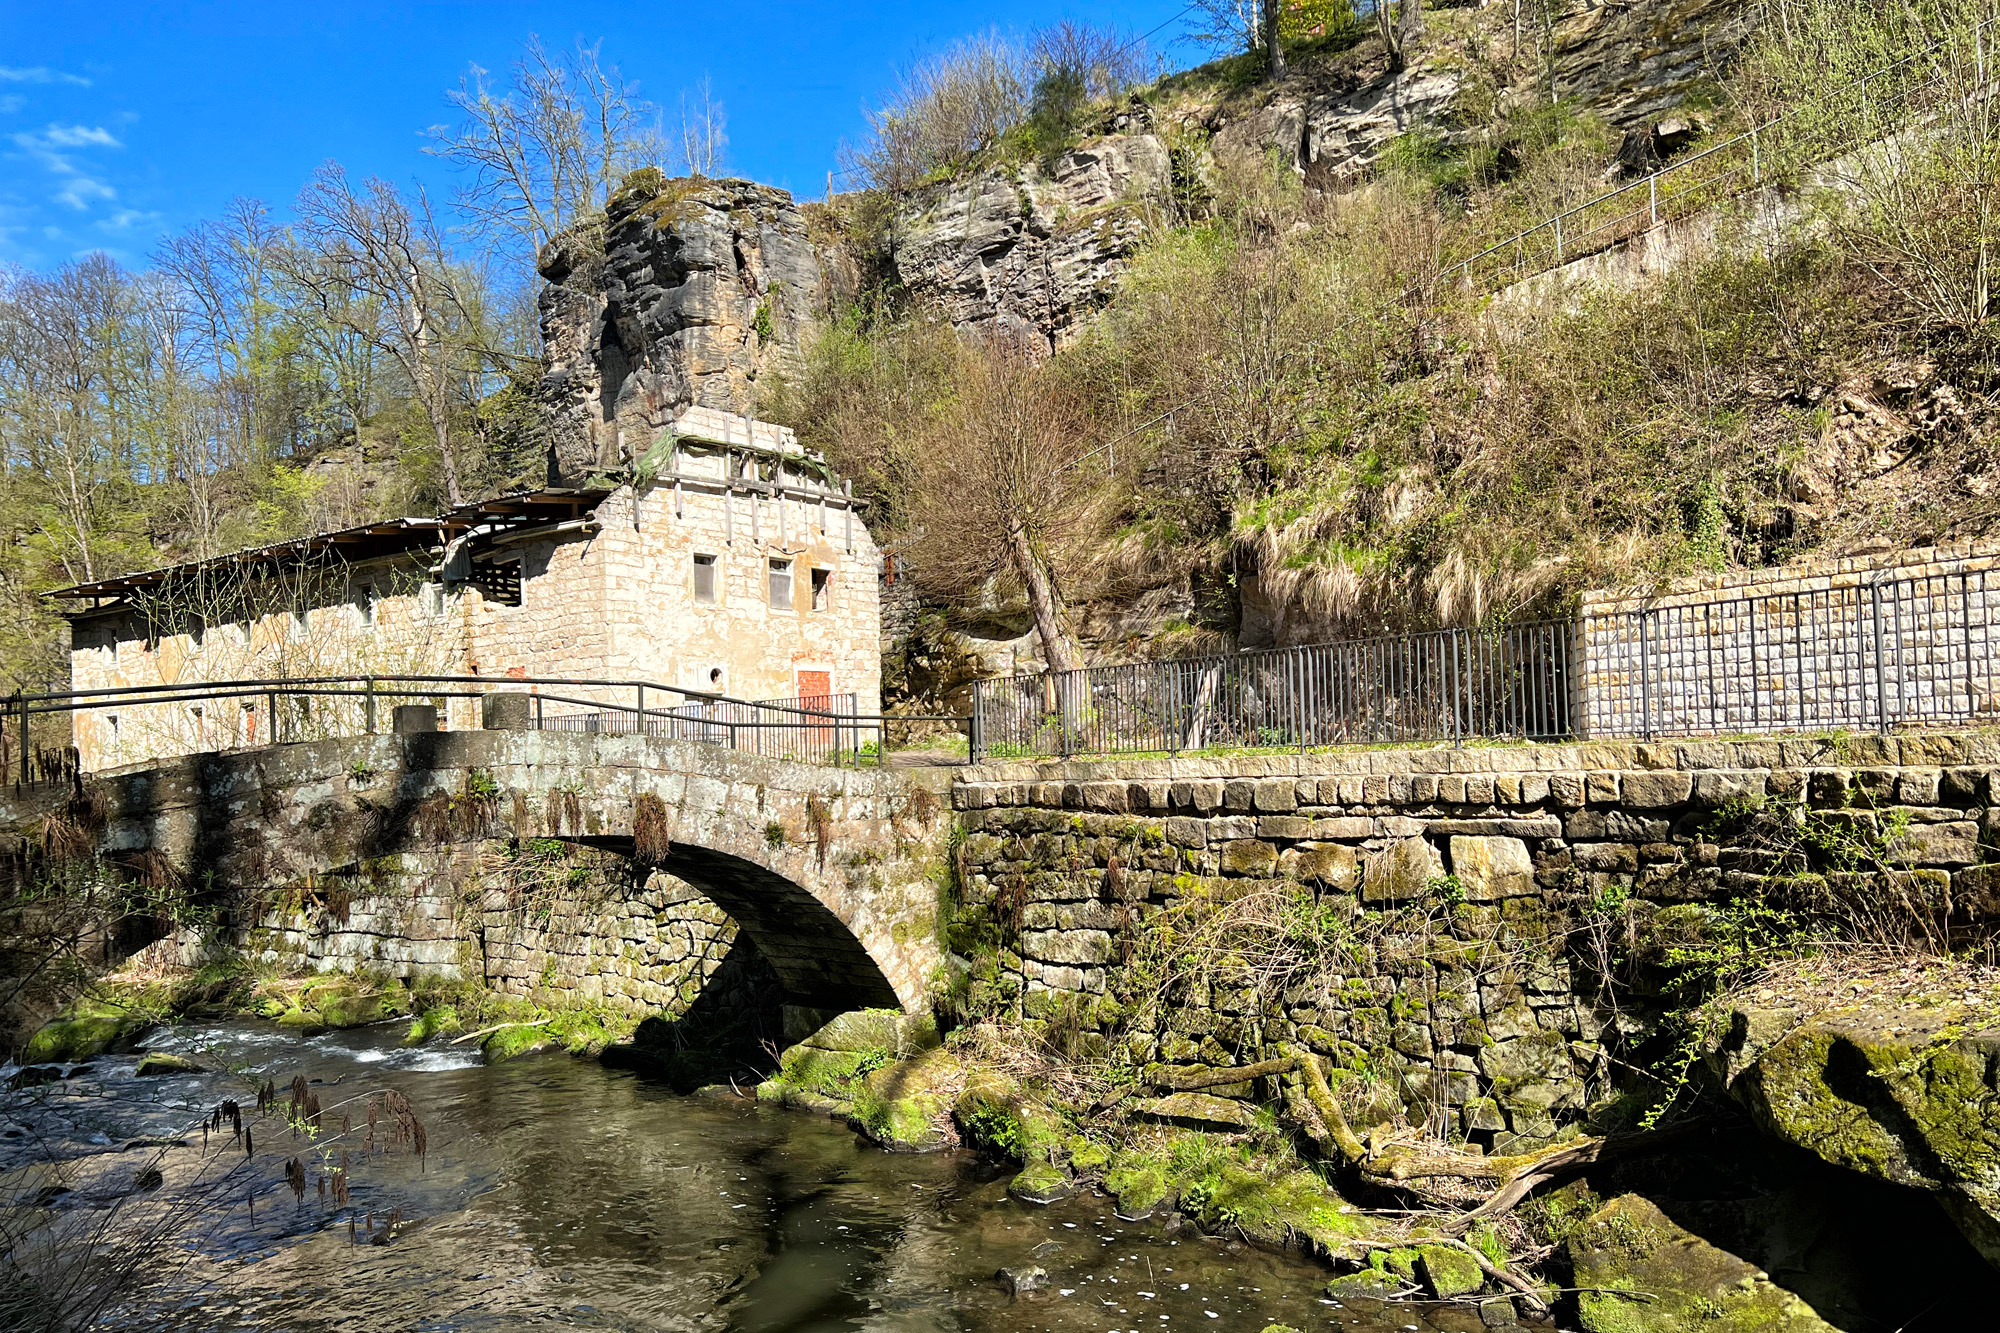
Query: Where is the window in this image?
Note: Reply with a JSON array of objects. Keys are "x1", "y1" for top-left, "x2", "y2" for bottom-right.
[
  {"x1": 357, "y1": 584, "x2": 377, "y2": 627},
  {"x1": 768, "y1": 558, "x2": 793, "y2": 609},
  {"x1": 692, "y1": 553, "x2": 718, "y2": 603},
  {"x1": 291, "y1": 608, "x2": 309, "y2": 642},
  {"x1": 810, "y1": 567, "x2": 831, "y2": 612}
]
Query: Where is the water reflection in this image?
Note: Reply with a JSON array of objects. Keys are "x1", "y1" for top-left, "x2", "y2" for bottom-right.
[{"x1": 1, "y1": 1023, "x2": 1498, "y2": 1332}]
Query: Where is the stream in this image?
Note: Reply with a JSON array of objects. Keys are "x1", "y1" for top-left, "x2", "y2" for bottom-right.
[{"x1": 1, "y1": 1022, "x2": 1515, "y2": 1332}]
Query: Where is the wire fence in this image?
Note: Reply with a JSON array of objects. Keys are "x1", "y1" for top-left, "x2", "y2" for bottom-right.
[
  {"x1": 970, "y1": 621, "x2": 1577, "y2": 760},
  {"x1": 1444, "y1": 17, "x2": 1995, "y2": 293},
  {"x1": 1585, "y1": 567, "x2": 2000, "y2": 740}
]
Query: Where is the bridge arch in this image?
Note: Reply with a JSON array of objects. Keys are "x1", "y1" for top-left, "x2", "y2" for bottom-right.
[{"x1": 53, "y1": 730, "x2": 947, "y2": 1017}]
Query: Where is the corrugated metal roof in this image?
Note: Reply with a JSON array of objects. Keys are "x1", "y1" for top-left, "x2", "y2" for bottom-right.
[{"x1": 49, "y1": 487, "x2": 611, "y2": 603}]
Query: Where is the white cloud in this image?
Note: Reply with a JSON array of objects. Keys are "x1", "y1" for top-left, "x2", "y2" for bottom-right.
[
  {"x1": 38, "y1": 124, "x2": 120, "y2": 149},
  {"x1": 0, "y1": 96, "x2": 22, "y2": 115},
  {"x1": 97, "y1": 207, "x2": 157, "y2": 232},
  {"x1": 0, "y1": 67, "x2": 92, "y2": 87},
  {"x1": 10, "y1": 123, "x2": 123, "y2": 210}
]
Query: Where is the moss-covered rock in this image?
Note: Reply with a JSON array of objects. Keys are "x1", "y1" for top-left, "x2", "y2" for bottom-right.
[
  {"x1": 1325, "y1": 1270, "x2": 1403, "y2": 1299},
  {"x1": 1711, "y1": 994, "x2": 2000, "y2": 1267},
  {"x1": 1009, "y1": 1156, "x2": 1077, "y2": 1204},
  {"x1": 1104, "y1": 1153, "x2": 1173, "y2": 1219},
  {"x1": 1566, "y1": 1193, "x2": 1837, "y2": 1332},
  {"x1": 134, "y1": 1052, "x2": 203, "y2": 1076},
  {"x1": 1415, "y1": 1243, "x2": 1482, "y2": 1298},
  {"x1": 22, "y1": 999, "x2": 151, "y2": 1063},
  {"x1": 1182, "y1": 1160, "x2": 1367, "y2": 1253}
]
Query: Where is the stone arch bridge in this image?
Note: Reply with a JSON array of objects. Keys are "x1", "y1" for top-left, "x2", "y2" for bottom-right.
[{"x1": 9, "y1": 731, "x2": 951, "y2": 1014}]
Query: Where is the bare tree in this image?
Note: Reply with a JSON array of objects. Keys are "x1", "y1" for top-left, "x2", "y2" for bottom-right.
[
  {"x1": 677, "y1": 76, "x2": 728, "y2": 178},
  {"x1": 278, "y1": 165, "x2": 488, "y2": 506},
  {"x1": 1378, "y1": 0, "x2": 1425, "y2": 72},
  {"x1": 428, "y1": 36, "x2": 666, "y2": 259},
  {"x1": 906, "y1": 348, "x2": 1107, "y2": 673}
]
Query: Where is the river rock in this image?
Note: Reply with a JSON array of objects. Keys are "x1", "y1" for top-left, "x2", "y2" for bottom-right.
[
  {"x1": 1707, "y1": 993, "x2": 2000, "y2": 1267},
  {"x1": 134, "y1": 1053, "x2": 203, "y2": 1076},
  {"x1": 1567, "y1": 1194, "x2": 1836, "y2": 1332},
  {"x1": 996, "y1": 1264, "x2": 1048, "y2": 1296}
]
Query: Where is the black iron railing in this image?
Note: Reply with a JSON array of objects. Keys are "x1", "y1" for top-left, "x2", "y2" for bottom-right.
[
  {"x1": 1586, "y1": 567, "x2": 2000, "y2": 739},
  {"x1": 970, "y1": 622, "x2": 1578, "y2": 760},
  {"x1": 0, "y1": 675, "x2": 939, "y2": 783}
]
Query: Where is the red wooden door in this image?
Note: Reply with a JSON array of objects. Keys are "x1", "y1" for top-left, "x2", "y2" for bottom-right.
[{"x1": 796, "y1": 670, "x2": 832, "y2": 742}]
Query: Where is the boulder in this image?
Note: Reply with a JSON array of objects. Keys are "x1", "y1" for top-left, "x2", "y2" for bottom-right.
[
  {"x1": 1708, "y1": 993, "x2": 2000, "y2": 1267},
  {"x1": 1567, "y1": 1194, "x2": 1836, "y2": 1332}
]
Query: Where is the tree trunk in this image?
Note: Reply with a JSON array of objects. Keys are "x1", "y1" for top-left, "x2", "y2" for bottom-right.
[
  {"x1": 1009, "y1": 521, "x2": 1078, "y2": 674},
  {"x1": 1399, "y1": 0, "x2": 1426, "y2": 48},
  {"x1": 1263, "y1": 0, "x2": 1286, "y2": 81}
]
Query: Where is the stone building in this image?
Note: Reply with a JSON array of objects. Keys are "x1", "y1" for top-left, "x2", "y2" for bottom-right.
[{"x1": 54, "y1": 407, "x2": 880, "y2": 770}]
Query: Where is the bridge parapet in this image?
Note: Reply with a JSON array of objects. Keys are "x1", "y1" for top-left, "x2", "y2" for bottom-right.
[{"x1": 7, "y1": 731, "x2": 950, "y2": 1014}]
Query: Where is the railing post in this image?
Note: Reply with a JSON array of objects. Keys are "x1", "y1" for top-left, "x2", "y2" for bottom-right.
[
  {"x1": 364, "y1": 677, "x2": 377, "y2": 734},
  {"x1": 1554, "y1": 213, "x2": 1564, "y2": 263},
  {"x1": 14, "y1": 695, "x2": 25, "y2": 788},
  {"x1": 267, "y1": 690, "x2": 279, "y2": 743},
  {"x1": 1751, "y1": 125, "x2": 1760, "y2": 184},
  {"x1": 1450, "y1": 628, "x2": 1464, "y2": 746},
  {"x1": 1638, "y1": 612, "x2": 1654, "y2": 742},
  {"x1": 1871, "y1": 582, "x2": 1890, "y2": 735},
  {"x1": 1649, "y1": 173, "x2": 1658, "y2": 228},
  {"x1": 969, "y1": 680, "x2": 986, "y2": 763},
  {"x1": 636, "y1": 683, "x2": 646, "y2": 737}
]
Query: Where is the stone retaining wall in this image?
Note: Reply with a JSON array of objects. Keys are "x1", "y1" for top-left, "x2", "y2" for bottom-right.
[{"x1": 949, "y1": 733, "x2": 2000, "y2": 1150}]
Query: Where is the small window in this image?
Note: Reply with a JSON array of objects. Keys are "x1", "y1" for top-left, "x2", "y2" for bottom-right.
[
  {"x1": 291, "y1": 608, "x2": 309, "y2": 642},
  {"x1": 357, "y1": 584, "x2": 377, "y2": 627},
  {"x1": 810, "y1": 567, "x2": 831, "y2": 611},
  {"x1": 106, "y1": 634, "x2": 119, "y2": 666},
  {"x1": 692, "y1": 553, "x2": 718, "y2": 603},
  {"x1": 768, "y1": 558, "x2": 793, "y2": 609}
]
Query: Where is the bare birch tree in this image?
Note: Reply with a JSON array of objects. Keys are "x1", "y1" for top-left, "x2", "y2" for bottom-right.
[
  {"x1": 279, "y1": 165, "x2": 487, "y2": 506},
  {"x1": 427, "y1": 36, "x2": 666, "y2": 259}
]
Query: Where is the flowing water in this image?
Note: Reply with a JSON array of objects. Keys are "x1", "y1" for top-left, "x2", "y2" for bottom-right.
[{"x1": 1, "y1": 1022, "x2": 1514, "y2": 1333}]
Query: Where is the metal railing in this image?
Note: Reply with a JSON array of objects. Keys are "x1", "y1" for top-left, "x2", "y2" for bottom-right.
[
  {"x1": 1587, "y1": 567, "x2": 2000, "y2": 740},
  {"x1": 0, "y1": 674, "x2": 913, "y2": 783},
  {"x1": 970, "y1": 621, "x2": 1577, "y2": 760},
  {"x1": 1443, "y1": 18, "x2": 1996, "y2": 293},
  {"x1": 536, "y1": 693, "x2": 865, "y2": 765}
]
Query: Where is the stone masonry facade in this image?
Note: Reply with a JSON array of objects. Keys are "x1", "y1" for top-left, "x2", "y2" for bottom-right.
[
  {"x1": 950, "y1": 732, "x2": 2000, "y2": 1151},
  {"x1": 64, "y1": 407, "x2": 881, "y2": 771}
]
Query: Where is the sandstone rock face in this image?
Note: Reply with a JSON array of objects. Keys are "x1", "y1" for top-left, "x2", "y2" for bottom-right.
[
  {"x1": 536, "y1": 175, "x2": 824, "y2": 484},
  {"x1": 888, "y1": 134, "x2": 1172, "y2": 351},
  {"x1": 1551, "y1": 0, "x2": 1762, "y2": 128}
]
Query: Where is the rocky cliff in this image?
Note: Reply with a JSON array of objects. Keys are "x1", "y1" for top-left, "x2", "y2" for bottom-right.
[
  {"x1": 534, "y1": 173, "x2": 825, "y2": 485},
  {"x1": 525, "y1": 0, "x2": 1758, "y2": 437}
]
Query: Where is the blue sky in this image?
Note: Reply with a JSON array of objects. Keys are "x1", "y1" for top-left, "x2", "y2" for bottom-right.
[{"x1": 0, "y1": 0, "x2": 1204, "y2": 271}]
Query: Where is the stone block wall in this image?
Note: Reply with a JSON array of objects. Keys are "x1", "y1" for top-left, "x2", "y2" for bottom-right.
[
  {"x1": 951, "y1": 733, "x2": 2000, "y2": 1150},
  {"x1": 237, "y1": 848, "x2": 749, "y2": 1018}
]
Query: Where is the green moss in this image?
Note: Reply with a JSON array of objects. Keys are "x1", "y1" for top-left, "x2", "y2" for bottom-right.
[
  {"x1": 482, "y1": 1021, "x2": 560, "y2": 1064},
  {"x1": 406, "y1": 1005, "x2": 462, "y2": 1043},
  {"x1": 1415, "y1": 1243, "x2": 1483, "y2": 1298},
  {"x1": 1181, "y1": 1160, "x2": 1366, "y2": 1252},
  {"x1": 1104, "y1": 1152, "x2": 1173, "y2": 1218},
  {"x1": 22, "y1": 997, "x2": 153, "y2": 1062}
]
